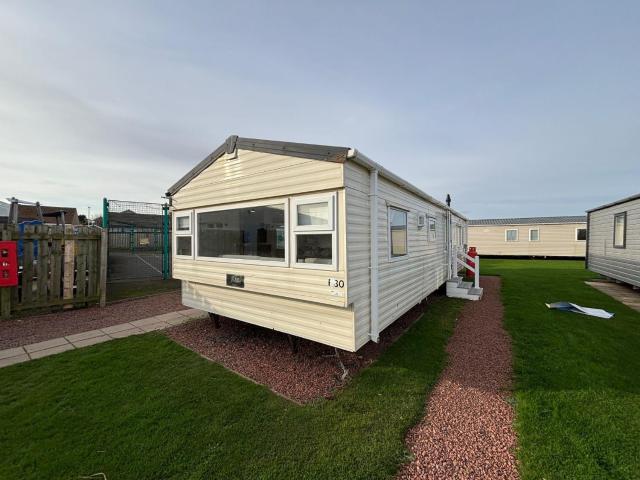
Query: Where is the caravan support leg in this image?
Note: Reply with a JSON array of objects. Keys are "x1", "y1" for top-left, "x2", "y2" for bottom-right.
[
  {"x1": 287, "y1": 334, "x2": 299, "y2": 354},
  {"x1": 208, "y1": 312, "x2": 221, "y2": 329}
]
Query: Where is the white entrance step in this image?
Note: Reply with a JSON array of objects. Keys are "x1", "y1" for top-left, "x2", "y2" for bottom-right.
[{"x1": 446, "y1": 276, "x2": 483, "y2": 301}]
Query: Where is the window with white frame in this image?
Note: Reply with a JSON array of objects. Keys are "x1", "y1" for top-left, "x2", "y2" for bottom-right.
[
  {"x1": 614, "y1": 213, "x2": 626, "y2": 248},
  {"x1": 428, "y1": 216, "x2": 437, "y2": 241},
  {"x1": 196, "y1": 203, "x2": 286, "y2": 262},
  {"x1": 505, "y1": 229, "x2": 518, "y2": 242},
  {"x1": 174, "y1": 211, "x2": 193, "y2": 257},
  {"x1": 576, "y1": 228, "x2": 587, "y2": 241},
  {"x1": 529, "y1": 228, "x2": 540, "y2": 241},
  {"x1": 389, "y1": 207, "x2": 408, "y2": 257},
  {"x1": 292, "y1": 193, "x2": 336, "y2": 268}
]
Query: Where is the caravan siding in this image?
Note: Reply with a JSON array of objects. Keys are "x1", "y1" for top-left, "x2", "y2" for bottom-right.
[
  {"x1": 344, "y1": 161, "x2": 454, "y2": 349},
  {"x1": 172, "y1": 148, "x2": 357, "y2": 349},
  {"x1": 588, "y1": 196, "x2": 640, "y2": 287},
  {"x1": 468, "y1": 222, "x2": 587, "y2": 257},
  {"x1": 172, "y1": 149, "x2": 344, "y2": 210}
]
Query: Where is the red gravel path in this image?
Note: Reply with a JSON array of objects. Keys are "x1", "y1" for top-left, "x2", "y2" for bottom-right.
[
  {"x1": 397, "y1": 276, "x2": 518, "y2": 480},
  {"x1": 166, "y1": 298, "x2": 434, "y2": 404},
  {"x1": 0, "y1": 291, "x2": 184, "y2": 349}
]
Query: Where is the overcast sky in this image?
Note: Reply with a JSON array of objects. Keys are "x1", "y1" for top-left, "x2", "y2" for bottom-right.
[{"x1": 1, "y1": 1, "x2": 638, "y2": 219}]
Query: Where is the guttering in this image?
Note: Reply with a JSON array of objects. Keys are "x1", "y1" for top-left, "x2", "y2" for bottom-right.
[{"x1": 347, "y1": 149, "x2": 467, "y2": 221}]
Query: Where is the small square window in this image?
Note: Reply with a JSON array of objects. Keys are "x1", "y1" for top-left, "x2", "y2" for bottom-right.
[
  {"x1": 297, "y1": 202, "x2": 330, "y2": 227},
  {"x1": 177, "y1": 216, "x2": 190, "y2": 231},
  {"x1": 176, "y1": 236, "x2": 192, "y2": 256},
  {"x1": 296, "y1": 233, "x2": 333, "y2": 265},
  {"x1": 505, "y1": 229, "x2": 518, "y2": 242},
  {"x1": 576, "y1": 228, "x2": 587, "y2": 241},
  {"x1": 529, "y1": 229, "x2": 540, "y2": 241}
]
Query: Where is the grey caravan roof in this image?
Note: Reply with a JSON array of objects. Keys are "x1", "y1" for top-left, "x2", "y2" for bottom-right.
[
  {"x1": 586, "y1": 192, "x2": 640, "y2": 213},
  {"x1": 469, "y1": 216, "x2": 587, "y2": 226},
  {"x1": 166, "y1": 135, "x2": 467, "y2": 220}
]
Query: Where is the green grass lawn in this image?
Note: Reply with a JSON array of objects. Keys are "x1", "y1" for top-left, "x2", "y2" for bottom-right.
[
  {"x1": 482, "y1": 259, "x2": 640, "y2": 480},
  {"x1": 0, "y1": 297, "x2": 463, "y2": 479}
]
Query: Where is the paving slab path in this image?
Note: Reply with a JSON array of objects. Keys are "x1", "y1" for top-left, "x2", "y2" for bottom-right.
[
  {"x1": 0, "y1": 309, "x2": 207, "y2": 368},
  {"x1": 586, "y1": 280, "x2": 640, "y2": 313},
  {"x1": 397, "y1": 276, "x2": 519, "y2": 480}
]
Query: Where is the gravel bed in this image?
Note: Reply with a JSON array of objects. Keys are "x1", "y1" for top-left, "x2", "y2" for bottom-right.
[
  {"x1": 396, "y1": 276, "x2": 518, "y2": 480},
  {"x1": 0, "y1": 291, "x2": 184, "y2": 350},
  {"x1": 166, "y1": 297, "x2": 435, "y2": 404}
]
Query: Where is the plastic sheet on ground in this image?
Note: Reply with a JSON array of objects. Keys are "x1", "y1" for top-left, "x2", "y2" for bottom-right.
[{"x1": 545, "y1": 301, "x2": 614, "y2": 319}]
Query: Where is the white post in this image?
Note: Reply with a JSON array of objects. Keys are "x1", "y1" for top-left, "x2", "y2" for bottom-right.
[
  {"x1": 369, "y1": 169, "x2": 380, "y2": 342},
  {"x1": 474, "y1": 255, "x2": 480, "y2": 289}
]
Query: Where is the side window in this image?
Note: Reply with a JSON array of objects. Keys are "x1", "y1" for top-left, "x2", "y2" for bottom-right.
[
  {"x1": 576, "y1": 228, "x2": 587, "y2": 241},
  {"x1": 529, "y1": 229, "x2": 540, "y2": 241},
  {"x1": 613, "y1": 213, "x2": 626, "y2": 248},
  {"x1": 292, "y1": 193, "x2": 336, "y2": 269},
  {"x1": 389, "y1": 207, "x2": 408, "y2": 257},
  {"x1": 505, "y1": 229, "x2": 518, "y2": 242},
  {"x1": 174, "y1": 211, "x2": 193, "y2": 257},
  {"x1": 428, "y1": 216, "x2": 437, "y2": 241}
]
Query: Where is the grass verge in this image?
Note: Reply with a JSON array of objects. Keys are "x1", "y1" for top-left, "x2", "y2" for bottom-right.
[
  {"x1": 106, "y1": 279, "x2": 181, "y2": 302},
  {"x1": 482, "y1": 259, "x2": 640, "y2": 479},
  {"x1": 0, "y1": 296, "x2": 463, "y2": 479}
]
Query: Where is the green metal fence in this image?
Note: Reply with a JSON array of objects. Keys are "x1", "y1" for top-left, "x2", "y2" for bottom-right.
[{"x1": 101, "y1": 198, "x2": 171, "y2": 282}]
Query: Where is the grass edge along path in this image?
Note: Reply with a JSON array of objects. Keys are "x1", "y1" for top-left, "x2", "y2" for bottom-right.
[
  {"x1": 482, "y1": 259, "x2": 640, "y2": 480},
  {"x1": 0, "y1": 296, "x2": 464, "y2": 480}
]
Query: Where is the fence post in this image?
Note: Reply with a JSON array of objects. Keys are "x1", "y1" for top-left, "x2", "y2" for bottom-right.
[
  {"x1": 162, "y1": 203, "x2": 169, "y2": 280},
  {"x1": 99, "y1": 228, "x2": 108, "y2": 307},
  {"x1": 63, "y1": 225, "x2": 75, "y2": 308},
  {"x1": 1, "y1": 227, "x2": 11, "y2": 319},
  {"x1": 102, "y1": 198, "x2": 109, "y2": 228}
]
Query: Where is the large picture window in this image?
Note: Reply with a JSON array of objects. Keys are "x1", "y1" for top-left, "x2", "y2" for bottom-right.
[
  {"x1": 197, "y1": 203, "x2": 286, "y2": 262},
  {"x1": 292, "y1": 193, "x2": 337, "y2": 269},
  {"x1": 389, "y1": 207, "x2": 408, "y2": 257},
  {"x1": 614, "y1": 212, "x2": 626, "y2": 248}
]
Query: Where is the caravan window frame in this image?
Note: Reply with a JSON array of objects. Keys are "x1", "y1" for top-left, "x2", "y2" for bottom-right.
[
  {"x1": 291, "y1": 192, "x2": 338, "y2": 271},
  {"x1": 388, "y1": 206, "x2": 409, "y2": 260},
  {"x1": 505, "y1": 229, "x2": 518, "y2": 242},
  {"x1": 575, "y1": 228, "x2": 587, "y2": 241},
  {"x1": 529, "y1": 228, "x2": 540, "y2": 242},
  {"x1": 194, "y1": 198, "x2": 289, "y2": 266},
  {"x1": 613, "y1": 212, "x2": 626, "y2": 248},
  {"x1": 174, "y1": 210, "x2": 194, "y2": 258}
]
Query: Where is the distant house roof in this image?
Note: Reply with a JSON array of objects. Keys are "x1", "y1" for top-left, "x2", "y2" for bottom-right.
[
  {"x1": 469, "y1": 216, "x2": 587, "y2": 226},
  {"x1": 108, "y1": 210, "x2": 164, "y2": 229},
  {"x1": 15, "y1": 205, "x2": 80, "y2": 225},
  {"x1": 586, "y1": 192, "x2": 640, "y2": 213}
]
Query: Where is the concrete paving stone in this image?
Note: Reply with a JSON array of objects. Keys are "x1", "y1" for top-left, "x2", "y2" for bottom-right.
[
  {"x1": 29, "y1": 343, "x2": 75, "y2": 360},
  {"x1": 166, "y1": 316, "x2": 189, "y2": 326},
  {"x1": 24, "y1": 337, "x2": 69, "y2": 354},
  {"x1": 71, "y1": 335, "x2": 111, "y2": 348},
  {"x1": 102, "y1": 323, "x2": 136, "y2": 334},
  {"x1": 0, "y1": 354, "x2": 30, "y2": 368},
  {"x1": 138, "y1": 311, "x2": 185, "y2": 325},
  {"x1": 66, "y1": 329, "x2": 105, "y2": 343},
  {"x1": 0, "y1": 347, "x2": 26, "y2": 360},
  {"x1": 108, "y1": 327, "x2": 144, "y2": 339},
  {"x1": 177, "y1": 309, "x2": 208, "y2": 319},
  {"x1": 139, "y1": 322, "x2": 169, "y2": 332}
]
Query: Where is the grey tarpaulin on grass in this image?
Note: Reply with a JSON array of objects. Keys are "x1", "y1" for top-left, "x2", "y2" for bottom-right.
[{"x1": 546, "y1": 302, "x2": 614, "y2": 319}]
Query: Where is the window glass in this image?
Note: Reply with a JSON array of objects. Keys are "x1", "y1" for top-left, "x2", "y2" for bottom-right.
[
  {"x1": 177, "y1": 216, "x2": 190, "y2": 231},
  {"x1": 529, "y1": 229, "x2": 540, "y2": 241},
  {"x1": 390, "y1": 208, "x2": 408, "y2": 256},
  {"x1": 197, "y1": 204, "x2": 285, "y2": 261},
  {"x1": 614, "y1": 213, "x2": 626, "y2": 247},
  {"x1": 506, "y1": 229, "x2": 518, "y2": 242},
  {"x1": 428, "y1": 217, "x2": 437, "y2": 241},
  {"x1": 576, "y1": 228, "x2": 587, "y2": 241},
  {"x1": 297, "y1": 202, "x2": 329, "y2": 226},
  {"x1": 176, "y1": 236, "x2": 192, "y2": 256},
  {"x1": 296, "y1": 234, "x2": 332, "y2": 264}
]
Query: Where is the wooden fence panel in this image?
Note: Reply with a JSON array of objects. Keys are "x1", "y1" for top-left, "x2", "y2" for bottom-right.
[{"x1": 0, "y1": 225, "x2": 106, "y2": 319}]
